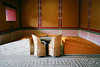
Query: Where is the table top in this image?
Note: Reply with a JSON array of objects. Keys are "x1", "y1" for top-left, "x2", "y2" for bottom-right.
[{"x1": 40, "y1": 37, "x2": 51, "y2": 41}]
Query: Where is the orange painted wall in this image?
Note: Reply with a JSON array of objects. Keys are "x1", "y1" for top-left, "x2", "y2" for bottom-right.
[
  {"x1": 81, "y1": 0, "x2": 100, "y2": 31},
  {"x1": 21, "y1": 0, "x2": 79, "y2": 28},
  {"x1": 0, "y1": 0, "x2": 19, "y2": 31},
  {"x1": 80, "y1": 0, "x2": 89, "y2": 28},
  {"x1": 62, "y1": 0, "x2": 79, "y2": 27},
  {"x1": 42, "y1": 0, "x2": 58, "y2": 27},
  {"x1": 21, "y1": 0, "x2": 38, "y2": 27},
  {"x1": 90, "y1": 0, "x2": 100, "y2": 30}
]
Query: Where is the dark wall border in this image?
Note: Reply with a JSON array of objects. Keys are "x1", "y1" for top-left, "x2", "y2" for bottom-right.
[
  {"x1": 21, "y1": 27, "x2": 79, "y2": 30},
  {"x1": 2, "y1": 1, "x2": 17, "y2": 9},
  {"x1": 19, "y1": 0, "x2": 22, "y2": 29},
  {"x1": 79, "y1": 0, "x2": 81, "y2": 29},
  {"x1": 81, "y1": 27, "x2": 100, "y2": 35},
  {"x1": 81, "y1": 29, "x2": 100, "y2": 35},
  {"x1": 89, "y1": 29, "x2": 100, "y2": 33},
  {"x1": 0, "y1": 28, "x2": 20, "y2": 35},
  {"x1": 81, "y1": 27, "x2": 88, "y2": 30}
]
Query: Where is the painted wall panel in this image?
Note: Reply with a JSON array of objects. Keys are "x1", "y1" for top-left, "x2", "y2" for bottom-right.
[
  {"x1": 13, "y1": 30, "x2": 21, "y2": 40},
  {"x1": 42, "y1": 30, "x2": 58, "y2": 35},
  {"x1": 22, "y1": 30, "x2": 79, "y2": 37},
  {"x1": 90, "y1": 0, "x2": 100, "y2": 30},
  {"x1": 22, "y1": 30, "x2": 44, "y2": 37},
  {"x1": 0, "y1": 33, "x2": 12, "y2": 44},
  {"x1": 79, "y1": 30, "x2": 100, "y2": 46},
  {"x1": 89, "y1": 33, "x2": 100, "y2": 46},
  {"x1": 21, "y1": 0, "x2": 38, "y2": 27},
  {"x1": 0, "y1": 30, "x2": 21, "y2": 45},
  {"x1": 42, "y1": 0, "x2": 58, "y2": 27},
  {"x1": 80, "y1": 30, "x2": 88, "y2": 39},
  {"x1": 62, "y1": 0, "x2": 79, "y2": 27},
  {"x1": 81, "y1": 0, "x2": 89, "y2": 28},
  {"x1": 62, "y1": 30, "x2": 78, "y2": 36}
]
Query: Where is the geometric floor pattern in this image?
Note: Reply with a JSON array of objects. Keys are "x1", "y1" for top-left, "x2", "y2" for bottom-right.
[{"x1": 0, "y1": 56, "x2": 100, "y2": 67}]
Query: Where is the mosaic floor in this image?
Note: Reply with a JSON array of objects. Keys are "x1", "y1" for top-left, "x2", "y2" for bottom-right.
[{"x1": 0, "y1": 56, "x2": 100, "y2": 67}]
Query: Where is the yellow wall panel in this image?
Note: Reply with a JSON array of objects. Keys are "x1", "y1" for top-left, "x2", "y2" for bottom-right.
[
  {"x1": 90, "y1": 0, "x2": 100, "y2": 30},
  {"x1": 21, "y1": 0, "x2": 38, "y2": 27},
  {"x1": 42, "y1": 0, "x2": 58, "y2": 27},
  {"x1": 81, "y1": 0, "x2": 89, "y2": 28},
  {"x1": 62, "y1": 0, "x2": 79, "y2": 27}
]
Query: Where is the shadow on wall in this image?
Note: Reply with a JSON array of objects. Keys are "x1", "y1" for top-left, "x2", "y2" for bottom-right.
[
  {"x1": 22, "y1": 0, "x2": 38, "y2": 27},
  {"x1": 0, "y1": 30, "x2": 21, "y2": 45},
  {"x1": 22, "y1": 30, "x2": 48, "y2": 37}
]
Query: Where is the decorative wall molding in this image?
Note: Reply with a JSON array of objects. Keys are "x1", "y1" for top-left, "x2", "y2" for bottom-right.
[
  {"x1": 89, "y1": 29, "x2": 100, "y2": 34},
  {"x1": 58, "y1": 0, "x2": 63, "y2": 29},
  {"x1": 88, "y1": 0, "x2": 91, "y2": 30},
  {"x1": 38, "y1": 0, "x2": 42, "y2": 29},
  {"x1": 81, "y1": 27, "x2": 100, "y2": 35},
  {"x1": 21, "y1": 27, "x2": 79, "y2": 30},
  {"x1": 80, "y1": 30, "x2": 100, "y2": 46}
]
